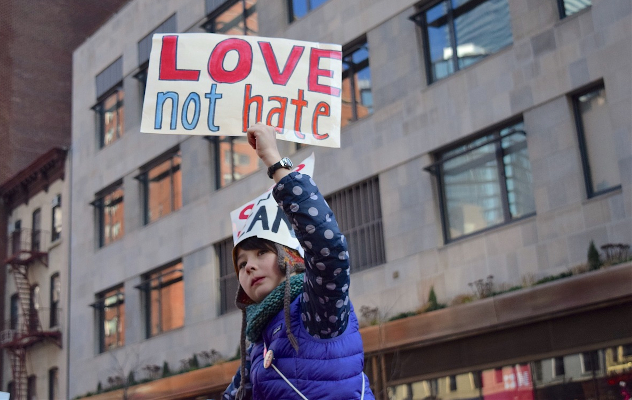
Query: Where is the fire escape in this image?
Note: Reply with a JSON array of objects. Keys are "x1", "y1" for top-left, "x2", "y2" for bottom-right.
[{"x1": 1, "y1": 227, "x2": 62, "y2": 400}]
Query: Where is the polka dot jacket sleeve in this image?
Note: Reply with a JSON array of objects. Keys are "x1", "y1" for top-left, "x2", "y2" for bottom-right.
[{"x1": 273, "y1": 172, "x2": 351, "y2": 339}]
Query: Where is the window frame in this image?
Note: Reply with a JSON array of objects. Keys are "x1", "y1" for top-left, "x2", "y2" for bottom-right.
[
  {"x1": 287, "y1": 0, "x2": 329, "y2": 22},
  {"x1": 31, "y1": 208, "x2": 42, "y2": 251},
  {"x1": 92, "y1": 85, "x2": 125, "y2": 149},
  {"x1": 557, "y1": 0, "x2": 591, "y2": 19},
  {"x1": 48, "y1": 367, "x2": 59, "y2": 400},
  {"x1": 410, "y1": 0, "x2": 513, "y2": 85},
  {"x1": 10, "y1": 293, "x2": 19, "y2": 330},
  {"x1": 92, "y1": 181, "x2": 125, "y2": 248},
  {"x1": 325, "y1": 176, "x2": 386, "y2": 272},
  {"x1": 51, "y1": 194, "x2": 62, "y2": 242},
  {"x1": 202, "y1": 0, "x2": 257, "y2": 35},
  {"x1": 341, "y1": 37, "x2": 373, "y2": 128},
  {"x1": 571, "y1": 83, "x2": 621, "y2": 198},
  {"x1": 137, "y1": 260, "x2": 185, "y2": 338},
  {"x1": 136, "y1": 148, "x2": 183, "y2": 225},
  {"x1": 215, "y1": 237, "x2": 239, "y2": 315},
  {"x1": 426, "y1": 120, "x2": 535, "y2": 243},
  {"x1": 91, "y1": 285, "x2": 125, "y2": 353},
  {"x1": 50, "y1": 273, "x2": 60, "y2": 328}
]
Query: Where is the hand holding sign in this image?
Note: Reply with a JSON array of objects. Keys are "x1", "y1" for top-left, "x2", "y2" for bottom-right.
[
  {"x1": 141, "y1": 33, "x2": 342, "y2": 148},
  {"x1": 246, "y1": 122, "x2": 284, "y2": 167}
]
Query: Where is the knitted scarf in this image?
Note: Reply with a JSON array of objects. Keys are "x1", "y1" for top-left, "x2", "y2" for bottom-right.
[{"x1": 245, "y1": 273, "x2": 304, "y2": 343}]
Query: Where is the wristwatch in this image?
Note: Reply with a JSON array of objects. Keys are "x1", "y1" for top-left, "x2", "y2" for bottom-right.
[{"x1": 267, "y1": 157, "x2": 293, "y2": 179}]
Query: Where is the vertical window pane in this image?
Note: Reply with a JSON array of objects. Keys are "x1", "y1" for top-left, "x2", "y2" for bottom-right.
[
  {"x1": 217, "y1": 136, "x2": 259, "y2": 188},
  {"x1": 290, "y1": 0, "x2": 329, "y2": 21},
  {"x1": 426, "y1": 3, "x2": 453, "y2": 81},
  {"x1": 443, "y1": 139, "x2": 503, "y2": 238},
  {"x1": 341, "y1": 41, "x2": 372, "y2": 128},
  {"x1": 52, "y1": 195, "x2": 62, "y2": 242},
  {"x1": 100, "y1": 89, "x2": 125, "y2": 148},
  {"x1": 217, "y1": 237, "x2": 239, "y2": 314},
  {"x1": 501, "y1": 123, "x2": 535, "y2": 218},
  {"x1": 147, "y1": 262, "x2": 184, "y2": 336},
  {"x1": 146, "y1": 151, "x2": 182, "y2": 224},
  {"x1": 454, "y1": 0, "x2": 512, "y2": 69},
  {"x1": 101, "y1": 287, "x2": 124, "y2": 351},
  {"x1": 32, "y1": 208, "x2": 41, "y2": 251},
  {"x1": 102, "y1": 186, "x2": 124, "y2": 246},
  {"x1": 207, "y1": 0, "x2": 258, "y2": 35},
  {"x1": 563, "y1": 0, "x2": 591, "y2": 17},
  {"x1": 576, "y1": 87, "x2": 621, "y2": 195}
]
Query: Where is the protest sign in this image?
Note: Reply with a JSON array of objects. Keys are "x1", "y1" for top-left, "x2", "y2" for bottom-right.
[
  {"x1": 140, "y1": 33, "x2": 342, "y2": 148},
  {"x1": 230, "y1": 153, "x2": 315, "y2": 254}
]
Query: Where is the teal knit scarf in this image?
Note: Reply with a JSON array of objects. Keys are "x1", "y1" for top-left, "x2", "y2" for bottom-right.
[{"x1": 245, "y1": 273, "x2": 304, "y2": 343}]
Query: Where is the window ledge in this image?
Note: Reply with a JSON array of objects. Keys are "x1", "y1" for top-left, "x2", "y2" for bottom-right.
[
  {"x1": 584, "y1": 185, "x2": 622, "y2": 204},
  {"x1": 48, "y1": 239, "x2": 62, "y2": 251},
  {"x1": 441, "y1": 212, "x2": 536, "y2": 248}
]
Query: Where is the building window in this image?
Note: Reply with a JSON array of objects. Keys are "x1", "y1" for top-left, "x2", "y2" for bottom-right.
[
  {"x1": 94, "y1": 87, "x2": 125, "y2": 148},
  {"x1": 428, "y1": 120, "x2": 535, "y2": 242},
  {"x1": 558, "y1": 0, "x2": 591, "y2": 18},
  {"x1": 288, "y1": 0, "x2": 329, "y2": 21},
  {"x1": 48, "y1": 367, "x2": 59, "y2": 400},
  {"x1": 203, "y1": 0, "x2": 258, "y2": 35},
  {"x1": 93, "y1": 286, "x2": 125, "y2": 353},
  {"x1": 29, "y1": 284, "x2": 40, "y2": 332},
  {"x1": 573, "y1": 84, "x2": 621, "y2": 197},
  {"x1": 325, "y1": 176, "x2": 386, "y2": 272},
  {"x1": 212, "y1": 136, "x2": 260, "y2": 188},
  {"x1": 32, "y1": 208, "x2": 41, "y2": 251},
  {"x1": 139, "y1": 261, "x2": 184, "y2": 337},
  {"x1": 10, "y1": 293, "x2": 19, "y2": 330},
  {"x1": 11, "y1": 219, "x2": 21, "y2": 255},
  {"x1": 50, "y1": 273, "x2": 61, "y2": 328},
  {"x1": 203, "y1": 0, "x2": 260, "y2": 189},
  {"x1": 51, "y1": 194, "x2": 62, "y2": 242},
  {"x1": 553, "y1": 356, "x2": 565, "y2": 376},
  {"x1": 7, "y1": 381, "x2": 15, "y2": 400},
  {"x1": 139, "y1": 150, "x2": 182, "y2": 224},
  {"x1": 27, "y1": 375, "x2": 36, "y2": 400},
  {"x1": 581, "y1": 350, "x2": 599, "y2": 373},
  {"x1": 623, "y1": 344, "x2": 632, "y2": 358},
  {"x1": 93, "y1": 183, "x2": 125, "y2": 247},
  {"x1": 216, "y1": 237, "x2": 239, "y2": 315},
  {"x1": 411, "y1": 0, "x2": 513, "y2": 84},
  {"x1": 341, "y1": 39, "x2": 373, "y2": 128}
]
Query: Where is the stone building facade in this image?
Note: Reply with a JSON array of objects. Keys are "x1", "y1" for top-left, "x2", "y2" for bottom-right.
[{"x1": 69, "y1": 0, "x2": 631, "y2": 399}]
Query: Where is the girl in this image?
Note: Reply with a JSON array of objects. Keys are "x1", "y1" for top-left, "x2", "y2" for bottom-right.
[{"x1": 223, "y1": 123, "x2": 374, "y2": 400}]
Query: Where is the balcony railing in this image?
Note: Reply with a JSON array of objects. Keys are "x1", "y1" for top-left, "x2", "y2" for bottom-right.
[
  {"x1": 1, "y1": 307, "x2": 62, "y2": 348},
  {"x1": 7, "y1": 228, "x2": 50, "y2": 260}
]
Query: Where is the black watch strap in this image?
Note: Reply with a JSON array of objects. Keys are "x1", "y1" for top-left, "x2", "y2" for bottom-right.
[{"x1": 267, "y1": 157, "x2": 293, "y2": 179}]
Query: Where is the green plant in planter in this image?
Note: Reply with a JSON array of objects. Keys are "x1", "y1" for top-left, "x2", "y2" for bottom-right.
[
  {"x1": 162, "y1": 361, "x2": 171, "y2": 377},
  {"x1": 588, "y1": 240, "x2": 601, "y2": 270},
  {"x1": 425, "y1": 286, "x2": 446, "y2": 312}
]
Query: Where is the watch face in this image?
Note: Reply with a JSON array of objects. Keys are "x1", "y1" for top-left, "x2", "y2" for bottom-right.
[{"x1": 281, "y1": 157, "x2": 293, "y2": 168}]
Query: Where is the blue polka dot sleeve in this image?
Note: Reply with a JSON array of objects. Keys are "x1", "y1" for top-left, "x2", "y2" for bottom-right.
[{"x1": 273, "y1": 172, "x2": 351, "y2": 339}]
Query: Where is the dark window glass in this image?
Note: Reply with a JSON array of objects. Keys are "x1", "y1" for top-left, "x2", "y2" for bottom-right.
[
  {"x1": 204, "y1": 0, "x2": 258, "y2": 35},
  {"x1": 214, "y1": 136, "x2": 259, "y2": 188},
  {"x1": 50, "y1": 273, "x2": 61, "y2": 328},
  {"x1": 51, "y1": 194, "x2": 62, "y2": 242},
  {"x1": 11, "y1": 220, "x2": 22, "y2": 255},
  {"x1": 582, "y1": 351, "x2": 599, "y2": 372},
  {"x1": 216, "y1": 237, "x2": 239, "y2": 315},
  {"x1": 554, "y1": 356, "x2": 565, "y2": 376},
  {"x1": 533, "y1": 360, "x2": 543, "y2": 382},
  {"x1": 341, "y1": 40, "x2": 373, "y2": 128},
  {"x1": 95, "y1": 184, "x2": 125, "y2": 247},
  {"x1": 573, "y1": 85, "x2": 621, "y2": 197},
  {"x1": 141, "y1": 262, "x2": 184, "y2": 337},
  {"x1": 95, "y1": 88, "x2": 125, "y2": 148},
  {"x1": 94, "y1": 286, "x2": 125, "y2": 352},
  {"x1": 289, "y1": 0, "x2": 329, "y2": 21},
  {"x1": 31, "y1": 208, "x2": 41, "y2": 251},
  {"x1": 558, "y1": 0, "x2": 591, "y2": 18},
  {"x1": 48, "y1": 367, "x2": 59, "y2": 400},
  {"x1": 7, "y1": 381, "x2": 15, "y2": 400},
  {"x1": 10, "y1": 293, "x2": 19, "y2": 330},
  {"x1": 412, "y1": 0, "x2": 513, "y2": 83},
  {"x1": 141, "y1": 150, "x2": 182, "y2": 224},
  {"x1": 29, "y1": 284, "x2": 40, "y2": 332},
  {"x1": 325, "y1": 176, "x2": 386, "y2": 272},
  {"x1": 436, "y1": 121, "x2": 534, "y2": 241},
  {"x1": 623, "y1": 344, "x2": 632, "y2": 357},
  {"x1": 27, "y1": 375, "x2": 36, "y2": 400}
]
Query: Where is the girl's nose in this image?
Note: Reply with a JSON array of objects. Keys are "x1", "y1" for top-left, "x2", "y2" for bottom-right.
[{"x1": 245, "y1": 261, "x2": 256, "y2": 273}]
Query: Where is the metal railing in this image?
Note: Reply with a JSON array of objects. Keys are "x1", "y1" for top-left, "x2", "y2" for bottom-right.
[{"x1": 7, "y1": 228, "x2": 50, "y2": 258}]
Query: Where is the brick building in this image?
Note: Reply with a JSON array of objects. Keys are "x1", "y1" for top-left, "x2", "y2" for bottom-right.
[{"x1": 69, "y1": 0, "x2": 631, "y2": 399}]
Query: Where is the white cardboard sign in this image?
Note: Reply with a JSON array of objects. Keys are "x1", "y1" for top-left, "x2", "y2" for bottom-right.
[
  {"x1": 230, "y1": 153, "x2": 315, "y2": 253},
  {"x1": 140, "y1": 33, "x2": 342, "y2": 148}
]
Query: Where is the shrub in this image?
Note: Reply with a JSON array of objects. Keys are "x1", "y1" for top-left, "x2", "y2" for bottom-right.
[
  {"x1": 162, "y1": 361, "x2": 171, "y2": 377},
  {"x1": 425, "y1": 286, "x2": 447, "y2": 312},
  {"x1": 450, "y1": 294, "x2": 476, "y2": 306},
  {"x1": 388, "y1": 311, "x2": 418, "y2": 321},
  {"x1": 587, "y1": 240, "x2": 601, "y2": 270}
]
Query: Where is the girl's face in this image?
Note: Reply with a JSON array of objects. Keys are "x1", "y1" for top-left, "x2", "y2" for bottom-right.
[{"x1": 237, "y1": 247, "x2": 284, "y2": 303}]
